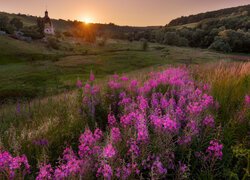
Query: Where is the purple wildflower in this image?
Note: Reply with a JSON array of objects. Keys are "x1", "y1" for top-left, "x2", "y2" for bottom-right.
[
  {"x1": 103, "y1": 144, "x2": 116, "y2": 158},
  {"x1": 206, "y1": 140, "x2": 223, "y2": 160}
]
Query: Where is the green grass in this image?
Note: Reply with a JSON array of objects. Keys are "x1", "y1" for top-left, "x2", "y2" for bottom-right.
[{"x1": 0, "y1": 36, "x2": 249, "y2": 102}]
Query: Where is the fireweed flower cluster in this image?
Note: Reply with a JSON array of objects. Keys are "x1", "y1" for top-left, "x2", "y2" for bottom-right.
[
  {"x1": 0, "y1": 151, "x2": 30, "y2": 179},
  {"x1": 206, "y1": 140, "x2": 223, "y2": 160},
  {"x1": 3, "y1": 68, "x2": 225, "y2": 179},
  {"x1": 69, "y1": 68, "x2": 220, "y2": 179}
]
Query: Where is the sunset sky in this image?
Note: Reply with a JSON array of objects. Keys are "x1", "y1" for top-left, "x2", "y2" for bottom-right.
[{"x1": 1, "y1": 0, "x2": 249, "y2": 26}]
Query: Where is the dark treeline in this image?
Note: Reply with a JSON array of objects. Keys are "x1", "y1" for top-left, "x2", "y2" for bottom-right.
[
  {"x1": 0, "y1": 11, "x2": 159, "y2": 43},
  {"x1": 64, "y1": 21, "x2": 159, "y2": 42}
]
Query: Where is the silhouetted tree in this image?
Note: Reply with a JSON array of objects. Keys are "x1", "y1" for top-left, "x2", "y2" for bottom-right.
[
  {"x1": 10, "y1": 18, "x2": 23, "y2": 30},
  {"x1": 0, "y1": 15, "x2": 9, "y2": 30},
  {"x1": 142, "y1": 39, "x2": 148, "y2": 51},
  {"x1": 36, "y1": 17, "x2": 45, "y2": 35}
]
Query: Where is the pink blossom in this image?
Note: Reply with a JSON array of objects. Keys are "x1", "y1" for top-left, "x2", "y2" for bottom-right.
[
  {"x1": 76, "y1": 79, "x2": 82, "y2": 88},
  {"x1": 78, "y1": 129, "x2": 96, "y2": 158},
  {"x1": 151, "y1": 157, "x2": 167, "y2": 175},
  {"x1": 108, "y1": 80, "x2": 121, "y2": 89},
  {"x1": 112, "y1": 74, "x2": 119, "y2": 79},
  {"x1": 163, "y1": 116, "x2": 178, "y2": 133},
  {"x1": 127, "y1": 138, "x2": 140, "y2": 157},
  {"x1": 203, "y1": 115, "x2": 215, "y2": 128},
  {"x1": 36, "y1": 163, "x2": 53, "y2": 180},
  {"x1": 120, "y1": 112, "x2": 136, "y2": 127},
  {"x1": 120, "y1": 75, "x2": 129, "y2": 81},
  {"x1": 84, "y1": 83, "x2": 91, "y2": 93},
  {"x1": 187, "y1": 102, "x2": 203, "y2": 114},
  {"x1": 178, "y1": 161, "x2": 188, "y2": 175},
  {"x1": 202, "y1": 94, "x2": 214, "y2": 107},
  {"x1": 137, "y1": 96, "x2": 148, "y2": 111},
  {"x1": 206, "y1": 140, "x2": 223, "y2": 160},
  {"x1": 115, "y1": 164, "x2": 131, "y2": 179},
  {"x1": 111, "y1": 127, "x2": 122, "y2": 143},
  {"x1": 108, "y1": 114, "x2": 117, "y2": 126},
  {"x1": 136, "y1": 114, "x2": 149, "y2": 142},
  {"x1": 245, "y1": 95, "x2": 250, "y2": 106},
  {"x1": 97, "y1": 162, "x2": 113, "y2": 180},
  {"x1": 94, "y1": 128, "x2": 103, "y2": 141},
  {"x1": 0, "y1": 151, "x2": 30, "y2": 179},
  {"x1": 203, "y1": 83, "x2": 210, "y2": 91},
  {"x1": 89, "y1": 71, "x2": 95, "y2": 82},
  {"x1": 103, "y1": 144, "x2": 116, "y2": 158},
  {"x1": 130, "y1": 79, "x2": 138, "y2": 89},
  {"x1": 186, "y1": 120, "x2": 199, "y2": 136}
]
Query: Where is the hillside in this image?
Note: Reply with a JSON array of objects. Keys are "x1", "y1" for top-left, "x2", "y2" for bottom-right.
[
  {"x1": 153, "y1": 4, "x2": 250, "y2": 53},
  {"x1": 2, "y1": 34, "x2": 243, "y2": 102},
  {"x1": 168, "y1": 4, "x2": 250, "y2": 27},
  {"x1": 0, "y1": 11, "x2": 159, "y2": 39}
]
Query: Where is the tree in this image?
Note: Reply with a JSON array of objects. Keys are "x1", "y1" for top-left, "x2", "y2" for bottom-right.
[
  {"x1": 217, "y1": 29, "x2": 250, "y2": 53},
  {"x1": 47, "y1": 37, "x2": 60, "y2": 50},
  {"x1": 36, "y1": 17, "x2": 45, "y2": 35},
  {"x1": 209, "y1": 38, "x2": 232, "y2": 53},
  {"x1": 141, "y1": 39, "x2": 148, "y2": 51},
  {"x1": 163, "y1": 31, "x2": 188, "y2": 46},
  {"x1": 0, "y1": 15, "x2": 9, "y2": 30},
  {"x1": 10, "y1": 18, "x2": 23, "y2": 30}
]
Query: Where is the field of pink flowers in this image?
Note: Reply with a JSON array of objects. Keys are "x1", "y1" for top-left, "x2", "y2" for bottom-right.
[{"x1": 0, "y1": 65, "x2": 249, "y2": 179}]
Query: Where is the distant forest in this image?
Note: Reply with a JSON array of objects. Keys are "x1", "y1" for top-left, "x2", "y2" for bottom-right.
[
  {"x1": 0, "y1": 4, "x2": 250, "y2": 53},
  {"x1": 153, "y1": 4, "x2": 250, "y2": 53}
]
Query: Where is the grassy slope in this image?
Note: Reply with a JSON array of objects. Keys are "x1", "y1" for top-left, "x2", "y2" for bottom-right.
[
  {"x1": 167, "y1": 4, "x2": 250, "y2": 27},
  {"x1": 0, "y1": 12, "x2": 73, "y2": 31},
  {"x1": 1, "y1": 35, "x2": 249, "y2": 102},
  {"x1": 0, "y1": 12, "x2": 36, "y2": 26}
]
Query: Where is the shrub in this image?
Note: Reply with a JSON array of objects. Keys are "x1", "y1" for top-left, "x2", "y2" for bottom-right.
[
  {"x1": 97, "y1": 37, "x2": 107, "y2": 47},
  {"x1": 141, "y1": 39, "x2": 149, "y2": 51},
  {"x1": 209, "y1": 38, "x2": 232, "y2": 53},
  {"x1": 22, "y1": 27, "x2": 44, "y2": 39},
  {"x1": 47, "y1": 37, "x2": 60, "y2": 50},
  {"x1": 10, "y1": 18, "x2": 23, "y2": 30},
  {"x1": 0, "y1": 15, "x2": 9, "y2": 30}
]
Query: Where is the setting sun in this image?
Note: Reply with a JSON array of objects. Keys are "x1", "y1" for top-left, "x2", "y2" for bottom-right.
[{"x1": 81, "y1": 17, "x2": 94, "y2": 24}]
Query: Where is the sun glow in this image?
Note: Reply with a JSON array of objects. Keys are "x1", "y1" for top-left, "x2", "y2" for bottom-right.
[{"x1": 81, "y1": 17, "x2": 94, "y2": 24}]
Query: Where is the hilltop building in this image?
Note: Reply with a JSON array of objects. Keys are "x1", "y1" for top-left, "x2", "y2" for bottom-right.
[{"x1": 43, "y1": 10, "x2": 55, "y2": 35}]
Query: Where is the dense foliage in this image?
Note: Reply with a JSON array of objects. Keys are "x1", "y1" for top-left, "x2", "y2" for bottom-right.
[{"x1": 168, "y1": 4, "x2": 250, "y2": 26}]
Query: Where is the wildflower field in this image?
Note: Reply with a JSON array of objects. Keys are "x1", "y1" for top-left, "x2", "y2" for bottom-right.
[{"x1": 0, "y1": 62, "x2": 249, "y2": 179}]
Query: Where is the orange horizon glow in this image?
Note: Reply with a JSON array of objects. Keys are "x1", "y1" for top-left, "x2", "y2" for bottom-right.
[
  {"x1": 1, "y1": 1, "x2": 250, "y2": 26},
  {"x1": 79, "y1": 16, "x2": 94, "y2": 24}
]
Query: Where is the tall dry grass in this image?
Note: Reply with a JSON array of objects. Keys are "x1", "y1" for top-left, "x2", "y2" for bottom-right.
[
  {"x1": 192, "y1": 62, "x2": 250, "y2": 178},
  {"x1": 192, "y1": 62, "x2": 250, "y2": 123}
]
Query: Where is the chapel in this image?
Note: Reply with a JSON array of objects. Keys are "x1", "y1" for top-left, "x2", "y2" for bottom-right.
[{"x1": 43, "y1": 10, "x2": 55, "y2": 35}]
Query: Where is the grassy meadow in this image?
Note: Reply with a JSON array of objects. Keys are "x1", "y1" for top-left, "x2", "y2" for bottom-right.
[
  {"x1": 0, "y1": 36, "x2": 249, "y2": 179},
  {"x1": 0, "y1": 35, "x2": 247, "y2": 102}
]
